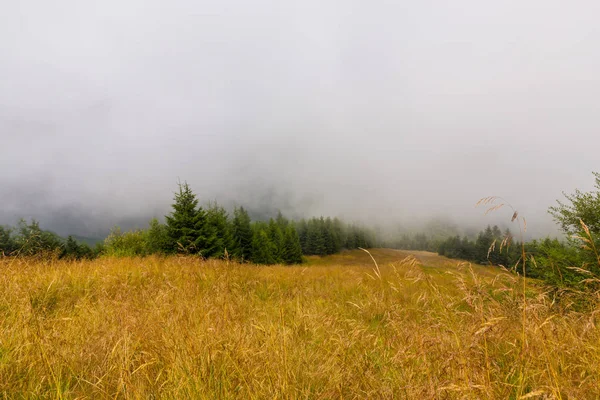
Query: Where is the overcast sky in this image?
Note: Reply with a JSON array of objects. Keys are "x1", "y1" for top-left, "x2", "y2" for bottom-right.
[{"x1": 1, "y1": 0, "x2": 599, "y2": 237}]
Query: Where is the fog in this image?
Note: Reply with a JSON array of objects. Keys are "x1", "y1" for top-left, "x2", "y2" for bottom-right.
[{"x1": 2, "y1": 1, "x2": 600, "y2": 237}]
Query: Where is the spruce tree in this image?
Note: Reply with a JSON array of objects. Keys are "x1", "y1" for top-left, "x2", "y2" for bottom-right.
[
  {"x1": 475, "y1": 225, "x2": 495, "y2": 264},
  {"x1": 461, "y1": 236, "x2": 474, "y2": 260},
  {"x1": 283, "y1": 225, "x2": 303, "y2": 264},
  {"x1": 192, "y1": 206, "x2": 212, "y2": 257},
  {"x1": 146, "y1": 218, "x2": 172, "y2": 254},
  {"x1": 251, "y1": 223, "x2": 276, "y2": 264},
  {"x1": 62, "y1": 235, "x2": 81, "y2": 259},
  {"x1": 275, "y1": 211, "x2": 289, "y2": 229},
  {"x1": 165, "y1": 182, "x2": 204, "y2": 254},
  {"x1": 327, "y1": 217, "x2": 343, "y2": 253},
  {"x1": 306, "y1": 218, "x2": 326, "y2": 256},
  {"x1": 232, "y1": 207, "x2": 253, "y2": 261},
  {"x1": 492, "y1": 225, "x2": 503, "y2": 239},
  {"x1": 323, "y1": 217, "x2": 336, "y2": 255},
  {"x1": 296, "y1": 219, "x2": 309, "y2": 254},
  {"x1": 205, "y1": 203, "x2": 237, "y2": 258},
  {"x1": 268, "y1": 218, "x2": 285, "y2": 263},
  {"x1": 345, "y1": 225, "x2": 362, "y2": 250}
]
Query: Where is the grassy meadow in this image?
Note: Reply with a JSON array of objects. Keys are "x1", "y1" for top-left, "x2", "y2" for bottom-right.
[{"x1": 1, "y1": 249, "x2": 599, "y2": 399}]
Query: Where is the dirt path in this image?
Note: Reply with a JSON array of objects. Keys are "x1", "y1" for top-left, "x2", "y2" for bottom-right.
[{"x1": 307, "y1": 248, "x2": 500, "y2": 277}]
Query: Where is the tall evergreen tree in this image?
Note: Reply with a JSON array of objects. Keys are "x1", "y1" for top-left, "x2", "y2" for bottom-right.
[
  {"x1": 146, "y1": 218, "x2": 172, "y2": 254},
  {"x1": 327, "y1": 217, "x2": 343, "y2": 254},
  {"x1": 251, "y1": 223, "x2": 276, "y2": 264},
  {"x1": 60, "y1": 236, "x2": 94, "y2": 260},
  {"x1": 275, "y1": 211, "x2": 289, "y2": 230},
  {"x1": 461, "y1": 236, "x2": 475, "y2": 260},
  {"x1": 205, "y1": 203, "x2": 237, "y2": 258},
  {"x1": 283, "y1": 225, "x2": 303, "y2": 264},
  {"x1": 268, "y1": 218, "x2": 285, "y2": 262},
  {"x1": 232, "y1": 206, "x2": 253, "y2": 261},
  {"x1": 475, "y1": 225, "x2": 495, "y2": 263},
  {"x1": 321, "y1": 217, "x2": 335, "y2": 255},
  {"x1": 192, "y1": 206, "x2": 213, "y2": 257},
  {"x1": 492, "y1": 225, "x2": 503, "y2": 239},
  {"x1": 306, "y1": 218, "x2": 326, "y2": 256},
  {"x1": 345, "y1": 227, "x2": 357, "y2": 249},
  {"x1": 296, "y1": 219, "x2": 309, "y2": 254},
  {"x1": 61, "y1": 236, "x2": 81, "y2": 259},
  {"x1": 165, "y1": 182, "x2": 205, "y2": 254}
]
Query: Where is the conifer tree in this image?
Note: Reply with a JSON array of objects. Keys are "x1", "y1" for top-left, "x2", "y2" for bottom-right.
[
  {"x1": 296, "y1": 219, "x2": 309, "y2": 254},
  {"x1": 475, "y1": 225, "x2": 499, "y2": 264},
  {"x1": 345, "y1": 227, "x2": 357, "y2": 249},
  {"x1": 492, "y1": 225, "x2": 503, "y2": 239},
  {"x1": 205, "y1": 203, "x2": 237, "y2": 258},
  {"x1": 306, "y1": 218, "x2": 326, "y2": 256},
  {"x1": 146, "y1": 218, "x2": 172, "y2": 254},
  {"x1": 461, "y1": 236, "x2": 475, "y2": 259},
  {"x1": 326, "y1": 217, "x2": 343, "y2": 254},
  {"x1": 62, "y1": 235, "x2": 81, "y2": 259},
  {"x1": 232, "y1": 206, "x2": 253, "y2": 261},
  {"x1": 323, "y1": 217, "x2": 336, "y2": 255},
  {"x1": 283, "y1": 225, "x2": 303, "y2": 264},
  {"x1": 192, "y1": 206, "x2": 213, "y2": 257},
  {"x1": 275, "y1": 211, "x2": 289, "y2": 229},
  {"x1": 165, "y1": 182, "x2": 205, "y2": 254},
  {"x1": 268, "y1": 218, "x2": 285, "y2": 262},
  {"x1": 251, "y1": 223, "x2": 276, "y2": 264},
  {"x1": 60, "y1": 236, "x2": 94, "y2": 260}
]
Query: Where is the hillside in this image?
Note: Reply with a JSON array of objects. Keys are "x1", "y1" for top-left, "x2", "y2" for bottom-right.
[{"x1": 1, "y1": 250, "x2": 598, "y2": 398}]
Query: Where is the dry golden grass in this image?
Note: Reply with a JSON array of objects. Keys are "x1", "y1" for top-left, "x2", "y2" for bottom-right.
[{"x1": 1, "y1": 249, "x2": 599, "y2": 399}]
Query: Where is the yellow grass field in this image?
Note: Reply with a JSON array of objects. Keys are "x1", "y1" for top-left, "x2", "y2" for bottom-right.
[{"x1": 1, "y1": 249, "x2": 599, "y2": 399}]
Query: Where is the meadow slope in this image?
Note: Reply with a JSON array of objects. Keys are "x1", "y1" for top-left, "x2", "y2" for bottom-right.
[{"x1": 1, "y1": 250, "x2": 599, "y2": 399}]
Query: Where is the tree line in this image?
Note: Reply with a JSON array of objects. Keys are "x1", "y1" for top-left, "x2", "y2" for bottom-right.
[
  {"x1": 433, "y1": 223, "x2": 599, "y2": 291},
  {"x1": 382, "y1": 225, "x2": 522, "y2": 268},
  {"x1": 297, "y1": 217, "x2": 375, "y2": 256},
  {"x1": 382, "y1": 233, "x2": 440, "y2": 253},
  {"x1": 0, "y1": 219, "x2": 99, "y2": 259},
  {"x1": 437, "y1": 225, "x2": 520, "y2": 266},
  {"x1": 438, "y1": 172, "x2": 600, "y2": 293},
  {"x1": 3, "y1": 173, "x2": 600, "y2": 290},
  {"x1": 0, "y1": 182, "x2": 375, "y2": 264}
]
